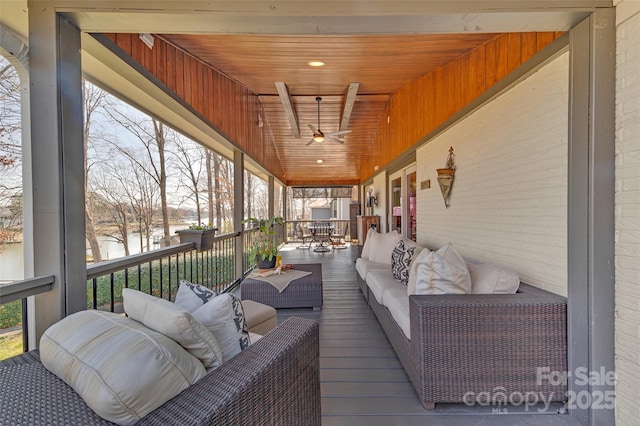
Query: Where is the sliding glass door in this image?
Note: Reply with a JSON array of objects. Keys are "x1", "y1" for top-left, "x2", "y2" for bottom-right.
[{"x1": 388, "y1": 165, "x2": 417, "y2": 241}]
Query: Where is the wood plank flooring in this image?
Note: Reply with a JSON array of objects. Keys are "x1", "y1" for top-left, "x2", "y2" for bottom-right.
[{"x1": 267, "y1": 244, "x2": 580, "y2": 426}]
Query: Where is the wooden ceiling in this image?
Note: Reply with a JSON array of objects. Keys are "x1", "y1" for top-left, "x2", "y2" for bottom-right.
[{"x1": 161, "y1": 33, "x2": 500, "y2": 184}]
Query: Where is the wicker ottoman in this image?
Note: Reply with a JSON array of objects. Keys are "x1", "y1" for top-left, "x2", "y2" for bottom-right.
[{"x1": 241, "y1": 263, "x2": 323, "y2": 310}]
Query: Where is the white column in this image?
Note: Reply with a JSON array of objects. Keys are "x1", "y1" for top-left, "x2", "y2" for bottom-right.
[
  {"x1": 567, "y1": 9, "x2": 616, "y2": 425},
  {"x1": 27, "y1": 4, "x2": 85, "y2": 346},
  {"x1": 268, "y1": 176, "x2": 275, "y2": 219},
  {"x1": 234, "y1": 150, "x2": 245, "y2": 279}
]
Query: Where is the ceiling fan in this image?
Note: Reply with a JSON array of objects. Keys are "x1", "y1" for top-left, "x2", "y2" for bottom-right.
[{"x1": 306, "y1": 96, "x2": 352, "y2": 145}]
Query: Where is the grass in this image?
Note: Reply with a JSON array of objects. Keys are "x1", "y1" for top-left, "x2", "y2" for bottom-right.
[
  {"x1": 0, "y1": 300, "x2": 21, "y2": 329},
  {"x1": 0, "y1": 332, "x2": 23, "y2": 361}
]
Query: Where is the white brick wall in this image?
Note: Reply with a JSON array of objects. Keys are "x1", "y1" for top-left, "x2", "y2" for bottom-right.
[
  {"x1": 615, "y1": 1, "x2": 640, "y2": 424},
  {"x1": 415, "y1": 53, "x2": 569, "y2": 296}
]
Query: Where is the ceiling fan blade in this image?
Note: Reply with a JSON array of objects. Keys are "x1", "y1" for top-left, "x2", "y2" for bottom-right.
[
  {"x1": 324, "y1": 129, "x2": 352, "y2": 137},
  {"x1": 305, "y1": 139, "x2": 315, "y2": 146},
  {"x1": 308, "y1": 124, "x2": 319, "y2": 133},
  {"x1": 326, "y1": 136, "x2": 345, "y2": 144}
]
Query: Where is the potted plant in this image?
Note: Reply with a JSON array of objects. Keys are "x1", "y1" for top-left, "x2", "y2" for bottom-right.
[
  {"x1": 175, "y1": 223, "x2": 218, "y2": 251},
  {"x1": 243, "y1": 216, "x2": 284, "y2": 269}
]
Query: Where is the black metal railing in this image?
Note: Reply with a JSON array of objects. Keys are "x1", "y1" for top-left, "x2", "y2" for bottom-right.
[
  {"x1": 0, "y1": 275, "x2": 56, "y2": 354},
  {"x1": 285, "y1": 219, "x2": 350, "y2": 242},
  {"x1": 0, "y1": 224, "x2": 293, "y2": 357},
  {"x1": 86, "y1": 232, "x2": 239, "y2": 313},
  {"x1": 243, "y1": 227, "x2": 258, "y2": 274}
]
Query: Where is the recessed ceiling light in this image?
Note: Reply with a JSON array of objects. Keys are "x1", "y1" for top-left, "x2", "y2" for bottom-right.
[
  {"x1": 309, "y1": 61, "x2": 325, "y2": 67},
  {"x1": 317, "y1": 159, "x2": 323, "y2": 164}
]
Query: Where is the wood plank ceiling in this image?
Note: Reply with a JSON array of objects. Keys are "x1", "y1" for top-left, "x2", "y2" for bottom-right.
[{"x1": 161, "y1": 33, "x2": 500, "y2": 185}]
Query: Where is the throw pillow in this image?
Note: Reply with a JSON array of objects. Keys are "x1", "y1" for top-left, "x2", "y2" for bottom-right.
[
  {"x1": 369, "y1": 231, "x2": 402, "y2": 266},
  {"x1": 391, "y1": 239, "x2": 418, "y2": 285},
  {"x1": 122, "y1": 288, "x2": 223, "y2": 370},
  {"x1": 192, "y1": 293, "x2": 250, "y2": 362},
  {"x1": 361, "y1": 227, "x2": 376, "y2": 260},
  {"x1": 40, "y1": 310, "x2": 206, "y2": 425},
  {"x1": 174, "y1": 279, "x2": 217, "y2": 312},
  {"x1": 407, "y1": 244, "x2": 471, "y2": 295},
  {"x1": 466, "y1": 261, "x2": 521, "y2": 294}
]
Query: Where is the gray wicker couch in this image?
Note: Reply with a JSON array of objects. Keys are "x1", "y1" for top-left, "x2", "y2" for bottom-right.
[
  {"x1": 0, "y1": 317, "x2": 320, "y2": 426},
  {"x1": 358, "y1": 272, "x2": 567, "y2": 409}
]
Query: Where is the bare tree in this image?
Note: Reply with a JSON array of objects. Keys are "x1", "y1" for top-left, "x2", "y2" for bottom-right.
[
  {"x1": 209, "y1": 152, "x2": 234, "y2": 233},
  {"x1": 91, "y1": 162, "x2": 134, "y2": 256},
  {"x1": 245, "y1": 172, "x2": 254, "y2": 221},
  {"x1": 0, "y1": 59, "x2": 21, "y2": 169},
  {"x1": 92, "y1": 151, "x2": 160, "y2": 256},
  {"x1": 245, "y1": 171, "x2": 269, "y2": 220},
  {"x1": 173, "y1": 135, "x2": 206, "y2": 224},
  {"x1": 206, "y1": 150, "x2": 214, "y2": 226},
  {"x1": 253, "y1": 177, "x2": 269, "y2": 218},
  {"x1": 0, "y1": 58, "x2": 23, "y2": 251},
  {"x1": 104, "y1": 104, "x2": 173, "y2": 246},
  {"x1": 213, "y1": 152, "x2": 223, "y2": 231},
  {"x1": 82, "y1": 81, "x2": 109, "y2": 262},
  {"x1": 131, "y1": 162, "x2": 160, "y2": 252}
]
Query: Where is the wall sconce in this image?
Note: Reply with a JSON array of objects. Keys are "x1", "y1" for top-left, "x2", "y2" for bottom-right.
[
  {"x1": 366, "y1": 187, "x2": 378, "y2": 215},
  {"x1": 436, "y1": 146, "x2": 456, "y2": 208}
]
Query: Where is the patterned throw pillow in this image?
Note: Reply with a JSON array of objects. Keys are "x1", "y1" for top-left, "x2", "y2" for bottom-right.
[
  {"x1": 192, "y1": 293, "x2": 250, "y2": 362},
  {"x1": 230, "y1": 294, "x2": 250, "y2": 350},
  {"x1": 174, "y1": 279, "x2": 218, "y2": 312},
  {"x1": 391, "y1": 239, "x2": 417, "y2": 285}
]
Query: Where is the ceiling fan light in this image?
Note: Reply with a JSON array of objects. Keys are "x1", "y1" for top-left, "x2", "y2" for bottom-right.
[{"x1": 313, "y1": 135, "x2": 325, "y2": 143}]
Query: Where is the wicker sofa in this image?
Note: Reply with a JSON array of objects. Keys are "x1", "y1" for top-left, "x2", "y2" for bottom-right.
[
  {"x1": 0, "y1": 317, "x2": 320, "y2": 426},
  {"x1": 356, "y1": 239, "x2": 567, "y2": 410}
]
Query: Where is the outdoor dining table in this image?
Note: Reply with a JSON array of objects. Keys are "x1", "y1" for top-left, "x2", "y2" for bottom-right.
[{"x1": 307, "y1": 223, "x2": 335, "y2": 253}]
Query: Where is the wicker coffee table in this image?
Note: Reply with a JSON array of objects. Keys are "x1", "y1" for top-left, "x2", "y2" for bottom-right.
[{"x1": 241, "y1": 263, "x2": 323, "y2": 310}]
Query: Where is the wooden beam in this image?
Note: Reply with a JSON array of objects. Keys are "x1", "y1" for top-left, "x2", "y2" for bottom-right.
[
  {"x1": 275, "y1": 81, "x2": 301, "y2": 138},
  {"x1": 340, "y1": 82, "x2": 359, "y2": 131},
  {"x1": 259, "y1": 94, "x2": 390, "y2": 104}
]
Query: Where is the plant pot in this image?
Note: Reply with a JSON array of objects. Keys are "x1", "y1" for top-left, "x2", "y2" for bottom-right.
[
  {"x1": 175, "y1": 228, "x2": 217, "y2": 251},
  {"x1": 256, "y1": 256, "x2": 277, "y2": 269}
]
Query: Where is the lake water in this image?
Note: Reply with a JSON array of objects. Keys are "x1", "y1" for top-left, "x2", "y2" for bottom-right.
[
  {"x1": 0, "y1": 243, "x2": 24, "y2": 282},
  {"x1": 0, "y1": 225, "x2": 187, "y2": 282}
]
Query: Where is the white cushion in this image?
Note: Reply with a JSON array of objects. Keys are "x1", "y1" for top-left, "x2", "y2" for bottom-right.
[
  {"x1": 355, "y1": 257, "x2": 391, "y2": 281},
  {"x1": 361, "y1": 228, "x2": 376, "y2": 260},
  {"x1": 192, "y1": 293, "x2": 250, "y2": 362},
  {"x1": 368, "y1": 231, "x2": 402, "y2": 266},
  {"x1": 383, "y1": 286, "x2": 411, "y2": 339},
  {"x1": 174, "y1": 280, "x2": 217, "y2": 312},
  {"x1": 467, "y1": 262, "x2": 521, "y2": 294},
  {"x1": 249, "y1": 332, "x2": 263, "y2": 343},
  {"x1": 123, "y1": 288, "x2": 223, "y2": 370},
  {"x1": 40, "y1": 311, "x2": 206, "y2": 425},
  {"x1": 407, "y1": 244, "x2": 472, "y2": 295},
  {"x1": 367, "y1": 270, "x2": 404, "y2": 305}
]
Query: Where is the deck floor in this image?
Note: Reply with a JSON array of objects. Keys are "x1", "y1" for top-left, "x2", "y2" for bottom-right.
[{"x1": 262, "y1": 244, "x2": 580, "y2": 426}]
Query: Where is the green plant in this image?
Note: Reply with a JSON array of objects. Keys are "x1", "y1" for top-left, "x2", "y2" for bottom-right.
[
  {"x1": 187, "y1": 222, "x2": 216, "y2": 231},
  {"x1": 243, "y1": 216, "x2": 284, "y2": 261}
]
